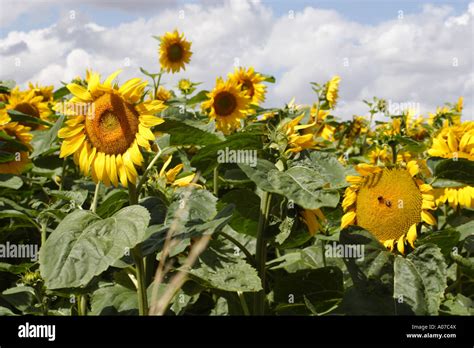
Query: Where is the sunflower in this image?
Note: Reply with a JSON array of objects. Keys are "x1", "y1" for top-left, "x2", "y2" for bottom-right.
[
  {"x1": 405, "y1": 109, "x2": 428, "y2": 140},
  {"x1": 325, "y1": 76, "x2": 341, "y2": 109},
  {"x1": 0, "y1": 111, "x2": 32, "y2": 174},
  {"x1": 27, "y1": 82, "x2": 54, "y2": 102},
  {"x1": 302, "y1": 106, "x2": 335, "y2": 141},
  {"x1": 368, "y1": 147, "x2": 390, "y2": 165},
  {"x1": 155, "y1": 86, "x2": 172, "y2": 102},
  {"x1": 159, "y1": 155, "x2": 200, "y2": 187},
  {"x1": 158, "y1": 30, "x2": 192, "y2": 73},
  {"x1": 228, "y1": 67, "x2": 266, "y2": 106},
  {"x1": 283, "y1": 114, "x2": 317, "y2": 153},
  {"x1": 428, "y1": 121, "x2": 474, "y2": 160},
  {"x1": 201, "y1": 77, "x2": 250, "y2": 134},
  {"x1": 341, "y1": 162, "x2": 436, "y2": 254},
  {"x1": 6, "y1": 87, "x2": 51, "y2": 128},
  {"x1": 58, "y1": 70, "x2": 166, "y2": 187},
  {"x1": 300, "y1": 208, "x2": 326, "y2": 235}
]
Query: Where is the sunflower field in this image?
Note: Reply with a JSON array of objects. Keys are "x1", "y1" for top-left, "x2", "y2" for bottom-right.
[{"x1": 0, "y1": 29, "x2": 473, "y2": 317}]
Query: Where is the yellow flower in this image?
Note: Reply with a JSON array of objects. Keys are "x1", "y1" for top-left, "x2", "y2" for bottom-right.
[
  {"x1": 368, "y1": 147, "x2": 389, "y2": 165},
  {"x1": 456, "y1": 96, "x2": 463, "y2": 113},
  {"x1": 158, "y1": 30, "x2": 192, "y2": 73},
  {"x1": 58, "y1": 70, "x2": 166, "y2": 187},
  {"x1": 178, "y1": 79, "x2": 192, "y2": 94},
  {"x1": 5, "y1": 87, "x2": 51, "y2": 129},
  {"x1": 300, "y1": 209, "x2": 326, "y2": 235},
  {"x1": 27, "y1": 82, "x2": 54, "y2": 102},
  {"x1": 228, "y1": 67, "x2": 266, "y2": 106},
  {"x1": 428, "y1": 121, "x2": 474, "y2": 160},
  {"x1": 159, "y1": 155, "x2": 200, "y2": 187},
  {"x1": 405, "y1": 109, "x2": 427, "y2": 140},
  {"x1": 434, "y1": 186, "x2": 473, "y2": 209},
  {"x1": 340, "y1": 162, "x2": 436, "y2": 254},
  {"x1": 325, "y1": 76, "x2": 341, "y2": 109},
  {"x1": 283, "y1": 114, "x2": 317, "y2": 153},
  {"x1": 155, "y1": 86, "x2": 172, "y2": 102},
  {"x1": 0, "y1": 112, "x2": 32, "y2": 174},
  {"x1": 302, "y1": 106, "x2": 335, "y2": 141},
  {"x1": 201, "y1": 77, "x2": 250, "y2": 135}
]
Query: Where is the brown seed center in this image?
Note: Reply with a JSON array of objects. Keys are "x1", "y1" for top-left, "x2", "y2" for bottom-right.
[{"x1": 214, "y1": 91, "x2": 237, "y2": 117}]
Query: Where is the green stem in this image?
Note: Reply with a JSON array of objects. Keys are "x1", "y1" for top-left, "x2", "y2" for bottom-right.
[
  {"x1": 238, "y1": 291, "x2": 250, "y2": 316},
  {"x1": 77, "y1": 294, "x2": 87, "y2": 316},
  {"x1": 40, "y1": 222, "x2": 47, "y2": 246},
  {"x1": 136, "y1": 148, "x2": 162, "y2": 194},
  {"x1": 128, "y1": 182, "x2": 148, "y2": 315},
  {"x1": 213, "y1": 165, "x2": 219, "y2": 196},
  {"x1": 254, "y1": 191, "x2": 272, "y2": 315},
  {"x1": 90, "y1": 182, "x2": 100, "y2": 213},
  {"x1": 59, "y1": 158, "x2": 67, "y2": 191},
  {"x1": 390, "y1": 141, "x2": 397, "y2": 164}
]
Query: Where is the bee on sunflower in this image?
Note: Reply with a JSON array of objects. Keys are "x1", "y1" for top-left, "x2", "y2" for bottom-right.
[
  {"x1": 58, "y1": 70, "x2": 166, "y2": 187},
  {"x1": 428, "y1": 121, "x2": 474, "y2": 209},
  {"x1": 341, "y1": 161, "x2": 437, "y2": 254},
  {"x1": 157, "y1": 30, "x2": 192, "y2": 73},
  {"x1": 201, "y1": 77, "x2": 251, "y2": 135}
]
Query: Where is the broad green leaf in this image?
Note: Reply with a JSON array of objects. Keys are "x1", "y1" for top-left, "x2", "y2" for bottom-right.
[
  {"x1": 53, "y1": 86, "x2": 70, "y2": 100},
  {"x1": 7, "y1": 109, "x2": 52, "y2": 127},
  {"x1": 30, "y1": 114, "x2": 65, "y2": 158},
  {"x1": 154, "y1": 118, "x2": 224, "y2": 146},
  {"x1": 428, "y1": 157, "x2": 474, "y2": 185},
  {"x1": 1, "y1": 286, "x2": 38, "y2": 313},
  {"x1": 439, "y1": 293, "x2": 474, "y2": 315},
  {"x1": 0, "y1": 174, "x2": 23, "y2": 189},
  {"x1": 96, "y1": 189, "x2": 129, "y2": 218},
  {"x1": 0, "y1": 262, "x2": 33, "y2": 275},
  {"x1": 218, "y1": 189, "x2": 259, "y2": 237},
  {"x1": 416, "y1": 229, "x2": 460, "y2": 257},
  {"x1": 90, "y1": 283, "x2": 138, "y2": 315},
  {"x1": 40, "y1": 206, "x2": 150, "y2": 289}
]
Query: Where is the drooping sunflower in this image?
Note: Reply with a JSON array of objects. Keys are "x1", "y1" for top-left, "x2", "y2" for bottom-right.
[
  {"x1": 0, "y1": 111, "x2": 33, "y2": 174},
  {"x1": 228, "y1": 67, "x2": 266, "y2": 106},
  {"x1": 159, "y1": 155, "x2": 200, "y2": 187},
  {"x1": 158, "y1": 30, "x2": 192, "y2": 73},
  {"x1": 27, "y1": 82, "x2": 54, "y2": 102},
  {"x1": 300, "y1": 208, "x2": 326, "y2": 235},
  {"x1": 325, "y1": 76, "x2": 341, "y2": 109},
  {"x1": 341, "y1": 162, "x2": 437, "y2": 254},
  {"x1": 6, "y1": 87, "x2": 51, "y2": 128},
  {"x1": 201, "y1": 77, "x2": 250, "y2": 134},
  {"x1": 155, "y1": 86, "x2": 172, "y2": 102},
  {"x1": 283, "y1": 114, "x2": 317, "y2": 153},
  {"x1": 302, "y1": 106, "x2": 335, "y2": 141},
  {"x1": 58, "y1": 70, "x2": 166, "y2": 187}
]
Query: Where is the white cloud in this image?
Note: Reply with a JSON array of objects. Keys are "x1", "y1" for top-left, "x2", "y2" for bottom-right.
[{"x1": 0, "y1": 0, "x2": 472, "y2": 120}]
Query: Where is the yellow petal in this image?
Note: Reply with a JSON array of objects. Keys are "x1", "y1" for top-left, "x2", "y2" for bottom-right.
[
  {"x1": 67, "y1": 83, "x2": 92, "y2": 102},
  {"x1": 341, "y1": 211, "x2": 356, "y2": 229},
  {"x1": 109, "y1": 154, "x2": 118, "y2": 187},
  {"x1": 407, "y1": 224, "x2": 417, "y2": 248},
  {"x1": 396, "y1": 235, "x2": 405, "y2": 254},
  {"x1": 94, "y1": 152, "x2": 106, "y2": 182},
  {"x1": 58, "y1": 125, "x2": 84, "y2": 139},
  {"x1": 103, "y1": 70, "x2": 122, "y2": 88},
  {"x1": 60, "y1": 134, "x2": 86, "y2": 158},
  {"x1": 139, "y1": 115, "x2": 165, "y2": 128},
  {"x1": 421, "y1": 210, "x2": 436, "y2": 225},
  {"x1": 138, "y1": 124, "x2": 156, "y2": 141}
]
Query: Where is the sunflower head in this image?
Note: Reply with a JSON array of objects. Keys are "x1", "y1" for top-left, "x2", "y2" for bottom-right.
[
  {"x1": 6, "y1": 87, "x2": 51, "y2": 129},
  {"x1": 158, "y1": 30, "x2": 192, "y2": 73},
  {"x1": 0, "y1": 112, "x2": 32, "y2": 174},
  {"x1": 282, "y1": 114, "x2": 317, "y2": 154},
  {"x1": 301, "y1": 106, "x2": 335, "y2": 141},
  {"x1": 228, "y1": 67, "x2": 266, "y2": 106},
  {"x1": 201, "y1": 77, "x2": 250, "y2": 135},
  {"x1": 428, "y1": 121, "x2": 474, "y2": 160},
  {"x1": 325, "y1": 76, "x2": 341, "y2": 109},
  {"x1": 341, "y1": 162, "x2": 436, "y2": 254},
  {"x1": 28, "y1": 82, "x2": 54, "y2": 102},
  {"x1": 155, "y1": 86, "x2": 173, "y2": 102},
  {"x1": 58, "y1": 70, "x2": 166, "y2": 187}
]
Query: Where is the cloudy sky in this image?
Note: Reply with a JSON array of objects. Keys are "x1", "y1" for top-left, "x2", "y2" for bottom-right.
[{"x1": 0, "y1": 0, "x2": 473, "y2": 120}]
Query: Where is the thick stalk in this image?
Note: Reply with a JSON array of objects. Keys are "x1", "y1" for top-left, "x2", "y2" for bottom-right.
[
  {"x1": 213, "y1": 165, "x2": 219, "y2": 196},
  {"x1": 254, "y1": 191, "x2": 272, "y2": 315},
  {"x1": 128, "y1": 182, "x2": 148, "y2": 315}
]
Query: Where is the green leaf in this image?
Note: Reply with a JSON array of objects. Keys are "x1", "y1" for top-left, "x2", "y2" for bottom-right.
[
  {"x1": 428, "y1": 157, "x2": 474, "y2": 185},
  {"x1": 1, "y1": 286, "x2": 38, "y2": 313},
  {"x1": 455, "y1": 220, "x2": 474, "y2": 241},
  {"x1": 192, "y1": 133, "x2": 263, "y2": 175},
  {"x1": 154, "y1": 118, "x2": 224, "y2": 146},
  {"x1": 7, "y1": 109, "x2": 51, "y2": 127},
  {"x1": 186, "y1": 90, "x2": 209, "y2": 105},
  {"x1": 416, "y1": 229, "x2": 460, "y2": 257},
  {"x1": 190, "y1": 258, "x2": 262, "y2": 292},
  {"x1": 30, "y1": 114, "x2": 65, "y2": 158},
  {"x1": 40, "y1": 206, "x2": 150, "y2": 289},
  {"x1": 238, "y1": 159, "x2": 276, "y2": 192},
  {"x1": 0, "y1": 151, "x2": 15, "y2": 163},
  {"x1": 0, "y1": 174, "x2": 23, "y2": 189},
  {"x1": 0, "y1": 131, "x2": 30, "y2": 152},
  {"x1": 394, "y1": 244, "x2": 447, "y2": 315},
  {"x1": 96, "y1": 189, "x2": 129, "y2": 218},
  {"x1": 90, "y1": 283, "x2": 138, "y2": 315},
  {"x1": 218, "y1": 189, "x2": 259, "y2": 237},
  {"x1": 53, "y1": 86, "x2": 70, "y2": 100},
  {"x1": 0, "y1": 262, "x2": 33, "y2": 275},
  {"x1": 439, "y1": 293, "x2": 474, "y2": 315}
]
